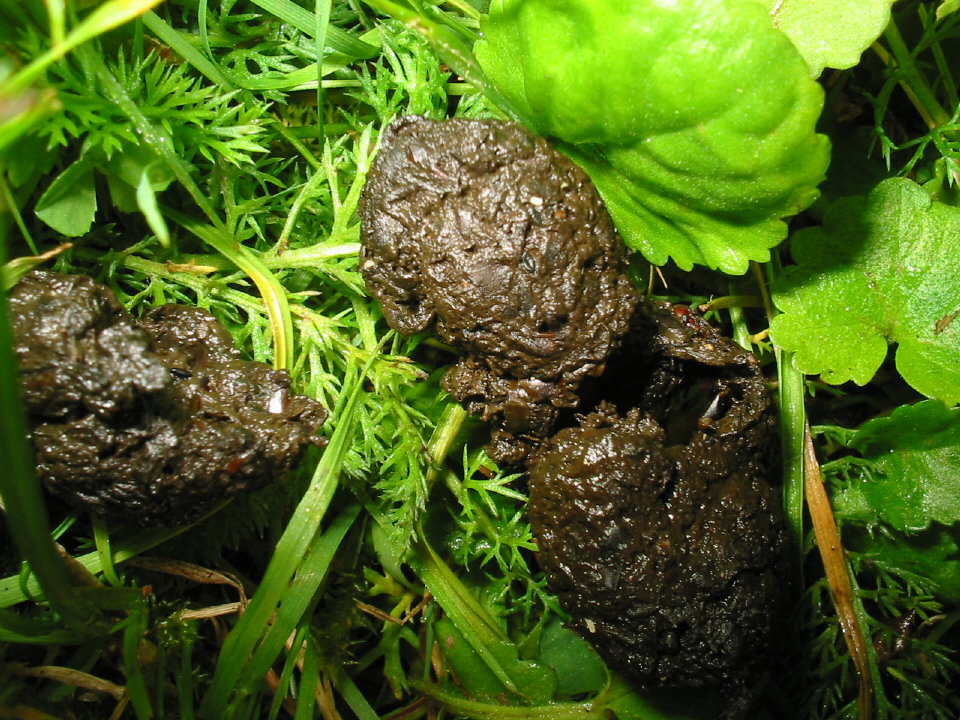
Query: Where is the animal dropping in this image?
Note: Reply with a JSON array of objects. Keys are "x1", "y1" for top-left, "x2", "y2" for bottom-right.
[
  {"x1": 10, "y1": 270, "x2": 327, "y2": 526},
  {"x1": 358, "y1": 116, "x2": 785, "y2": 717},
  {"x1": 359, "y1": 116, "x2": 637, "y2": 464},
  {"x1": 529, "y1": 302, "x2": 786, "y2": 719}
]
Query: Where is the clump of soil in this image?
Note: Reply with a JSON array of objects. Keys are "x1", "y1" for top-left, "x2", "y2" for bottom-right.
[
  {"x1": 9, "y1": 270, "x2": 327, "y2": 526},
  {"x1": 359, "y1": 116, "x2": 637, "y2": 463},
  {"x1": 528, "y1": 301, "x2": 785, "y2": 719}
]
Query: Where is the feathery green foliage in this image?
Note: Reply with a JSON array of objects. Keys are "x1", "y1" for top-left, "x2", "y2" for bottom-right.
[{"x1": 0, "y1": 1, "x2": 958, "y2": 719}]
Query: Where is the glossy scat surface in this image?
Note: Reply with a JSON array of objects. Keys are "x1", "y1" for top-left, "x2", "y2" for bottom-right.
[
  {"x1": 529, "y1": 302, "x2": 784, "y2": 719},
  {"x1": 359, "y1": 116, "x2": 637, "y2": 463},
  {"x1": 11, "y1": 270, "x2": 327, "y2": 526},
  {"x1": 358, "y1": 116, "x2": 783, "y2": 714}
]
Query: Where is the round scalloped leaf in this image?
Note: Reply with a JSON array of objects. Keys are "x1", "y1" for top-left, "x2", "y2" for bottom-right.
[
  {"x1": 764, "y1": 0, "x2": 895, "y2": 78},
  {"x1": 771, "y1": 178, "x2": 960, "y2": 405},
  {"x1": 475, "y1": 0, "x2": 830, "y2": 274}
]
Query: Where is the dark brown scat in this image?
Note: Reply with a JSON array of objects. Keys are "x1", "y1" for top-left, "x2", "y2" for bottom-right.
[
  {"x1": 359, "y1": 116, "x2": 637, "y2": 464},
  {"x1": 528, "y1": 302, "x2": 785, "y2": 720},
  {"x1": 358, "y1": 116, "x2": 785, "y2": 716},
  {"x1": 10, "y1": 270, "x2": 328, "y2": 527}
]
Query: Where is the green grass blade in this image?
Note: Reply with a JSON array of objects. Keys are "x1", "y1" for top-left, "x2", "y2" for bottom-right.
[
  {"x1": 2, "y1": 244, "x2": 71, "y2": 291},
  {"x1": 267, "y1": 625, "x2": 309, "y2": 720},
  {"x1": 335, "y1": 667, "x2": 382, "y2": 720},
  {"x1": 199, "y1": 372, "x2": 366, "y2": 716},
  {"x1": 198, "y1": 0, "x2": 213, "y2": 66},
  {"x1": 141, "y1": 11, "x2": 236, "y2": 90},
  {"x1": 143, "y1": 8, "x2": 366, "y2": 93},
  {"x1": 0, "y1": 626, "x2": 89, "y2": 644},
  {"x1": 92, "y1": 517, "x2": 123, "y2": 587},
  {"x1": 314, "y1": 0, "x2": 331, "y2": 143},
  {"x1": 236, "y1": 61, "x2": 347, "y2": 91},
  {"x1": 5, "y1": 0, "x2": 164, "y2": 95},
  {"x1": 294, "y1": 636, "x2": 320, "y2": 720},
  {"x1": 163, "y1": 209, "x2": 295, "y2": 370},
  {"x1": 237, "y1": 502, "x2": 361, "y2": 693},
  {"x1": 412, "y1": 678, "x2": 608, "y2": 720},
  {"x1": 249, "y1": 0, "x2": 379, "y2": 58},
  {"x1": 177, "y1": 628, "x2": 197, "y2": 720},
  {"x1": 123, "y1": 604, "x2": 154, "y2": 719},
  {"x1": 0, "y1": 605, "x2": 83, "y2": 644},
  {"x1": 0, "y1": 523, "x2": 195, "y2": 608}
]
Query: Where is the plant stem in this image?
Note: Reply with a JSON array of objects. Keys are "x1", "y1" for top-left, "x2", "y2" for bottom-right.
[
  {"x1": 803, "y1": 427, "x2": 873, "y2": 720},
  {"x1": 758, "y1": 260, "x2": 805, "y2": 577},
  {"x1": 919, "y1": 4, "x2": 960, "y2": 111},
  {"x1": 877, "y1": 19, "x2": 952, "y2": 131},
  {"x1": 162, "y1": 209, "x2": 295, "y2": 371},
  {"x1": 427, "y1": 403, "x2": 467, "y2": 485},
  {"x1": 725, "y1": 285, "x2": 753, "y2": 352},
  {"x1": 778, "y1": 350, "x2": 806, "y2": 579},
  {"x1": 412, "y1": 678, "x2": 609, "y2": 720}
]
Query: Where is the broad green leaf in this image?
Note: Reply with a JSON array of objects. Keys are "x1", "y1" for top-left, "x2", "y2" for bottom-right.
[
  {"x1": 433, "y1": 618, "x2": 559, "y2": 703},
  {"x1": 537, "y1": 618, "x2": 606, "y2": 698},
  {"x1": 764, "y1": 0, "x2": 895, "y2": 77},
  {"x1": 829, "y1": 401, "x2": 960, "y2": 600},
  {"x1": 34, "y1": 158, "x2": 97, "y2": 236},
  {"x1": 475, "y1": 0, "x2": 829, "y2": 274},
  {"x1": 770, "y1": 178, "x2": 960, "y2": 404},
  {"x1": 832, "y1": 401, "x2": 960, "y2": 533}
]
